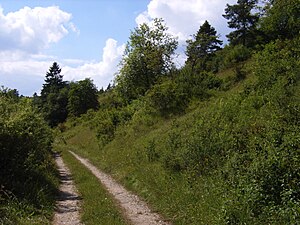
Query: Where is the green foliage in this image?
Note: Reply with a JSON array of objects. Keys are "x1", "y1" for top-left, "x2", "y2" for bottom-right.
[
  {"x1": 42, "y1": 87, "x2": 69, "y2": 127},
  {"x1": 145, "y1": 67, "x2": 221, "y2": 117},
  {"x1": 146, "y1": 79, "x2": 188, "y2": 117},
  {"x1": 186, "y1": 20, "x2": 223, "y2": 72},
  {"x1": 0, "y1": 95, "x2": 58, "y2": 224},
  {"x1": 176, "y1": 67, "x2": 221, "y2": 97},
  {"x1": 98, "y1": 89, "x2": 125, "y2": 109},
  {"x1": 221, "y1": 38, "x2": 300, "y2": 224},
  {"x1": 68, "y1": 78, "x2": 99, "y2": 117},
  {"x1": 41, "y1": 62, "x2": 66, "y2": 99},
  {"x1": 215, "y1": 44, "x2": 252, "y2": 70},
  {"x1": 39, "y1": 62, "x2": 68, "y2": 127},
  {"x1": 0, "y1": 86, "x2": 19, "y2": 102},
  {"x1": 254, "y1": 39, "x2": 300, "y2": 89},
  {"x1": 261, "y1": 0, "x2": 300, "y2": 40},
  {"x1": 34, "y1": 63, "x2": 102, "y2": 126},
  {"x1": 115, "y1": 18, "x2": 178, "y2": 102},
  {"x1": 223, "y1": 0, "x2": 259, "y2": 46},
  {"x1": 92, "y1": 106, "x2": 133, "y2": 147}
]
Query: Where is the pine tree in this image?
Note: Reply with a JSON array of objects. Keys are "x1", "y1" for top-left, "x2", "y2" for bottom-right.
[
  {"x1": 40, "y1": 62, "x2": 68, "y2": 127},
  {"x1": 186, "y1": 20, "x2": 223, "y2": 72},
  {"x1": 223, "y1": 0, "x2": 259, "y2": 47},
  {"x1": 41, "y1": 62, "x2": 66, "y2": 101}
]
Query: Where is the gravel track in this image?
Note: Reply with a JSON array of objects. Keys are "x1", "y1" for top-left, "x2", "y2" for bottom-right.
[
  {"x1": 53, "y1": 153, "x2": 83, "y2": 225},
  {"x1": 69, "y1": 150, "x2": 171, "y2": 225}
]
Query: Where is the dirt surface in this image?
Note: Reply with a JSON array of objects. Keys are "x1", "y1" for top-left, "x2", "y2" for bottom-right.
[
  {"x1": 69, "y1": 151, "x2": 171, "y2": 225},
  {"x1": 53, "y1": 153, "x2": 83, "y2": 225}
]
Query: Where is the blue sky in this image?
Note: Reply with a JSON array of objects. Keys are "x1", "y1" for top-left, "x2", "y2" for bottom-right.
[
  {"x1": 0, "y1": 0, "x2": 147, "y2": 60},
  {"x1": 0, "y1": 0, "x2": 236, "y2": 96}
]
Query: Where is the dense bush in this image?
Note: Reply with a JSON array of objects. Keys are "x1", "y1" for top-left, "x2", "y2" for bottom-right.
[
  {"x1": 140, "y1": 38, "x2": 300, "y2": 223},
  {"x1": 145, "y1": 67, "x2": 221, "y2": 117},
  {"x1": 220, "y1": 39, "x2": 300, "y2": 224},
  {"x1": 67, "y1": 78, "x2": 99, "y2": 117},
  {"x1": 92, "y1": 106, "x2": 133, "y2": 147},
  {"x1": 215, "y1": 44, "x2": 252, "y2": 70},
  {"x1": 146, "y1": 80, "x2": 188, "y2": 117},
  {"x1": 0, "y1": 95, "x2": 58, "y2": 224}
]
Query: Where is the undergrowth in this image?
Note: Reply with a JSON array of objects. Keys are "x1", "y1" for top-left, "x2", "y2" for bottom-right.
[{"x1": 0, "y1": 97, "x2": 59, "y2": 225}]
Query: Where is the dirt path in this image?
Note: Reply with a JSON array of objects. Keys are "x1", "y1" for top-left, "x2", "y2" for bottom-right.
[
  {"x1": 53, "y1": 153, "x2": 83, "y2": 225},
  {"x1": 69, "y1": 151, "x2": 171, "y2": 225}
]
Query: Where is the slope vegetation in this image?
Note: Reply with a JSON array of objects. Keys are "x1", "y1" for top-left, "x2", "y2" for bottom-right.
[{"x1": 59, "y1": 37, "x2": 300, "y2": 225}]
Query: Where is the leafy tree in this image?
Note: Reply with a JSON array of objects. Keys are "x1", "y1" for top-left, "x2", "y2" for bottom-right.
[
  {"x1": 261, "y1": 0, "x2": 300, "y2": 40},
  {"x1": 0, "y1": 86, "x2": 19, "y2": 102},
  {"x1": 67, "y1": 78, "x2": 99, "y2": 117},
  {"x1": 186, "y1": 20, "x2": 223, "y2": 72},
  {"x1": 115, "y1": 18, "x2": 178, "y2": 102},
  {"x1": 223, "y1": 0, "x2": 259, "y2": 47},
  {"x1": 40, "y1": 62, "x2": 68, "y2": 127}
]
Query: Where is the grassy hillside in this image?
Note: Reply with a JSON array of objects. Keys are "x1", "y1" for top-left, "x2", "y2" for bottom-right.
[{"x1": 58, "y1": 37, "x2": 300, "y2": 225}]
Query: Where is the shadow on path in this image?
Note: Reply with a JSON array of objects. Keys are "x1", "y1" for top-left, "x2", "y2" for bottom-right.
[{"x1": 52, "y1": 153, "x2": 83, "y2": 225}]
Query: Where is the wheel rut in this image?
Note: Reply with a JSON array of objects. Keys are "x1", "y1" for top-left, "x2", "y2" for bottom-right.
[{"x1": 53, "y1": 153, "x2": 83, "y2": 225}]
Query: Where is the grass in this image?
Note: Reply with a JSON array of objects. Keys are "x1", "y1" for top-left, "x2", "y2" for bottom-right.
[
  {"x1": 0, "y1": 198, "x2": 53, "y2": 225},
  {"x1": 60, "y1": 117, "x2": 227, "y2": 224},
  {"x1": 54, "y1": 143, "x2": 129, "y2": 225}
]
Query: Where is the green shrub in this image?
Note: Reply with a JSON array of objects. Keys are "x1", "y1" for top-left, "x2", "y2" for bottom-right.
[
  {"x1": 147, "y1": 80, "x2": 189, "y2": 117},
  {"x1": 92, "y1": 106, "x2": 133, "y2": 147},
  {"x1": 221, "y1": 38, "x2": 300, "y2": 224},
  {"x1": 216, "y1": 45, "x2": 252, "y2": 70},
  {"x1": 0, "y1": 96, "x2": 58, "y2": 223}
]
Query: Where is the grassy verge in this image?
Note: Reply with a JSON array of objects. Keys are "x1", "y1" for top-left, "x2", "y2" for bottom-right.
[
  {"x1": 0, "y1": 198, "x2": 54, "y2": 225},
  {"x1": 54, "y1": 143, "x2": 129, "y2": 225}
]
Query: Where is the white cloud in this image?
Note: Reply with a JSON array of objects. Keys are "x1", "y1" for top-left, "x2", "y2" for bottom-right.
[
  {"x1": 0, "y1": 5, "x2": 79, "y2": 95},
  {"x1": 135, "y1": 0, "x2": 237, "y2": 67},
  {"x1": 0, "y1": 38, "x2": 125, "y2": 95},
  {"x1": 62, "y1": 38, "x2": 125, "y2": 89},
  {"x1": 0, "y1": 5, "x2": 75, "y2": 53},
  {"x1": 136, "y1": 0, "x2": 236, "y2": 43}
]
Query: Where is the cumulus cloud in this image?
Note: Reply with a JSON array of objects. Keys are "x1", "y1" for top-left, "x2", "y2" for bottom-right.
[
  {"x1": 0, "y1": 5, "x2": 80, "y2": 95},
  {"x1": 0, "y1": 38, "x2": 124, "y2": 95},
  {"x1": 0, "y1": 5, "x2": 75, "y2": 53},
  {"x1": 136, "y1": 0, "x2": 236, "y2": 43},
  {"x1": 62, "y1": 38, "x2": 125, "y2": 89}
]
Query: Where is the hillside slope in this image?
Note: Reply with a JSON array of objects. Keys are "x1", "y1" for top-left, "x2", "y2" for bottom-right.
[{"x1": 58, "y1": 37, "x2": 300, "y2": 225}]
